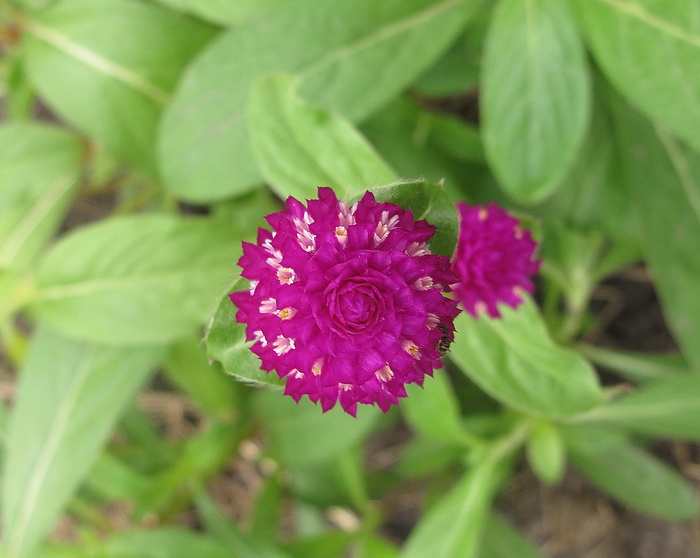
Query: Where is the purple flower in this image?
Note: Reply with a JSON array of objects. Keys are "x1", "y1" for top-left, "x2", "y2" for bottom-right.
[
  {"x1": 450, "y1": 202, "x2": 540, "y2": 318},
  {"x1": 230, "y1": 187, "x2": 459, "y2": 416}
]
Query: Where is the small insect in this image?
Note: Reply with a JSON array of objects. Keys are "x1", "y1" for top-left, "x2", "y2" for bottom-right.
[{"x1": 436, "y1": 323, "x2": 452, "y2": 355}]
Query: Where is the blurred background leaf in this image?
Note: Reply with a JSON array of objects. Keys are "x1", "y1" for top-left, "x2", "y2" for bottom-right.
[{"x1": 22, "y1": 0, "x2": 215, "y2": 172}]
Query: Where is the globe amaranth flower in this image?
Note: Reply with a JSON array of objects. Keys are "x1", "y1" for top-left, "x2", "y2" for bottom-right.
[
  {"x1": 230, "y1": 187, "x2": 459, "y2": 416},
  {"x1": 450, "y1": 202, "x2": 540, "y2": 318}
]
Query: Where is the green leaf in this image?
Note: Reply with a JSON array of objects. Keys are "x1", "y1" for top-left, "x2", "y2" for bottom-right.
[
  {"x1": 360, "y1": 98, "x2": 486, "y2": 198},
  {"x1": 152, "y1": 0, "x2": 285, "y2": 26},
  {"x1": 402, "y1": 373, "x2": 470, "y2": 446},
  {"x1": 577, "y1": 343, "x2": 690, "y2": 382},
  {"x1": 450, "y1": 297, "x2": 603, "y2": 417},
  {"x1": 1, "y1": 324, "x2": 162, "y2": 558},
  {"x1": 369, "y1": 180, "x2": 459, "y2": 257},
  {"x1": 565, "y1": 425, "x2": 699, "y2": 520},
  {"x1": 482, "y1": 0, "x2": 590, "y2": 202},
  {"x1": 610, "y1": 98, "x2": 700, "y2": 369},
  {"x1": 481, "y1": 514, "x2": 545, "y2": 558},
  {"x1": 574, "y1": 0, "x2": 700, "y2": 154},
  {"x1": 132, "y1": 422, "x2": 242, "y2": 519},
  {"x1": 196, "y1": 490, "x2": 293, "y2": 558},
  {"x1": 159, "y1": 0, "x2": 482, "y2": 201},
  {"x1": 99, "y1": 528, "x2": 239, "y2": 558},
  {"x1": 571, "y1": 373, "x2": 700, "y2": 440},
  {"x1": 248, "y1": 74, "x2": 397, "y2": 201},
  {"x1": 536, "y1": 87, "x2": 634, "y2": 240},
  {"x1": 33, "y1": 214, "x2": 241, "y2": 345},
  {"x1": 253, "y1": 388, "x2": 381, "y2": 468},
  {"x1": 525, "y1": 419, "x2": 565, "y2": 485},
  {"x1": 164, "y1": 336, "x2": 239, "y2": 421},
  {"x1": 206, "y1": 276, "x2": 286, "y2": 389},
  {"x1": 23, "y1": 0, "x2": 215, "y2": 172},
  {"x1": 401, "y1": 452, "x2": 511, "y2": 558},
  {"x1": 0, "y1": 123, "x2": 80, "y2": 271}
]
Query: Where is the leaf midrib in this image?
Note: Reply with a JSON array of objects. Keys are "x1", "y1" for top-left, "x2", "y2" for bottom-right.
[
  {"x1": 25, "y1": 17, "x2": 170, "y2": 104},
  {"x1": 595, "y1": 0, "x2": 700, "y2": 50},
  {"x1": 37, "y1": 265, "x2": 232, "y2": 300},
  {"x1": 5, "y1": 345, "x2": 92, "y2": 557}
]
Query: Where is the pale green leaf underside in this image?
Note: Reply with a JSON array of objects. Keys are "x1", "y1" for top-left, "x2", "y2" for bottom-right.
[
  {"x1": 1, "y1": 325, "x2": 163, "y2": 558},
  {"x1": 575, "y1": 0, "x2": 700, "y2": 153},
  {"x1": 248, "y1": 74, "x2": 397, "y2": 201},
  {"x1": 159, "y1": 0, "x2": 480, "y2": 201},
  {"x1": 450, "y1": 297, "x2": 603, "y2": 417},
  {"x1": 34, "y1": 215, "x2": 241, "y2": 345},
  {"x1": 482, "y1": 0, "x2": 590, "y2": 202}
]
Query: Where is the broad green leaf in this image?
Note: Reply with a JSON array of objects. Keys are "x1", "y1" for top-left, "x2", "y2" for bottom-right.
[
  {"x1": 164, "y1": 336, "x2": 239, "y2": 421},
  {"x1": 610, "y1": 98, "x2": 700, "y2": 369},
  {"x1": 360, "y1": 98, "x2": 486, "y2": 199},
  {"x1": 23, "y1": 0, "x2": 214, "y2": 172},
  {"x1": 370, "y1": 180, "x2": 459, "y2": 257},
  {"x1": 412, "y1": 26, "x2": 483, "y2": 96},
  {"x1": 1, "y1": 324, "x2": 162, "y2": 558},
  {"x1": 99, "y1": 528, "x2": 239, "y2": 558},
  {"x1": 402, "y1": 372, "x2": 470, "y2": 446},
  {"x1": 574, "y1": 0, "x2": 700, "y2": 153},
  {"x1": 0, "y1": 123, "x2": 80, "y2": 271},
  {"x1": 577, "y1": 343, "x2": 690, "y2": 382},
  {"x1": 84, "y1": 453, "x2": 151, "y2": 502},
  {"x1": 253, "y1": 389, "x2": 381, "y2": 468},
  {"x1": 159, "y1": 0, "x2": 482, "y2": 201},
  {"x1": 536, "y1": 87, "x2": 634, "y2": 240},
  {"x1": 481, "y1": 514, "x2": 545, "y2": 558},
  {"x1": 482, "y1": 0, "x2": 590, "y2": 202},
  {"x1": 571, "y1": 373, "x2": 700, "y2": 440},
  {"x1": 152, "y1": 0, "x2": 285, "y2": 26},
  {"x1": 248, "y1": 74, "x2": 397, "y2": 201},
  {"x1": 565, "y1": 425, "x2": 699, "y2": 520},
  {"x1": 33, "y1": 214, "x2": 241, "y2": 345},
  {"x1": 450, "y1": 297, "x2": 603, "y2": 417},
  {"x1": 525, "y1": 419, "x2": 565, "y2": 485},
  {"x1": 206, "y1": 276, "x2": 286, "y2": 388},
  {"x1": 401, "y1": 453, "x2": 510, "y2": 558}
]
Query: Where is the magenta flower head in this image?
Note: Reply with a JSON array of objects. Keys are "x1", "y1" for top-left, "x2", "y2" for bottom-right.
[
  {"x1": 450, "y1": 202, "x2": 540, "y2": 318},
  {"x1": 230, "y1": 187, "x2": 459, "y2": 416}
]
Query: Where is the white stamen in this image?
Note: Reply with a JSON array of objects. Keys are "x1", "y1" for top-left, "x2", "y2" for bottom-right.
[
  {"x1": 259, "y1": 298, "x2": 277, "y2": 314},
  {"x1": 277, "y1": 266, "x2": 297, "y2": 285},
  {"x1": 263, "y1": 238, "x2": 284, "y2": 268},
  {"x1": 339, "y1": 383, "x2": 353, "y2": 392},
  {"x1": 426, "y1": 313, "x2": 440, "y2": 329},
  {"x1": 248, "y1": 280, "x2": 259, "y2": 295},
  {"x1": 401, "y1": 339, "x2": 421, "y2": 360},
  {"x1": 335, "y1": 226, "x2": 348, "y2": 246},
  {"x1": 275, "y1": 306, "x2": 297, "y2": 320},
  {"x1": 312, "y1": 357, "x2": 324, "y2": 376},
  {"x1": 375, "y1": 364, "x2": 394, "y2": 382},
  {"x1": 338, "y1": 201, "x2": 357, "y2": 228},
  {"x1": 406, "y1": 241, "x2": 431, "y2": 257},
  {"x1": 414, "y1": 276, "x2": 434, "y2": 290},
  {"x1": 273, "y1": 335, "x2": 295, "y2": 355},
  {"x1": 253, "y1": 330, "x2": 268, "y2": 347},
  {"x1": 374, "y1": 211, "x2": 400, "y2": 245},
  {"x1": 294, "y1": 213, "x2": 317, "y2": 252},
  {"x1": 291, "y1": 369, "x2": 305, "y2": 379},
  {"x1": 297, "y1": 229, "x2": 316, "y2": 252}
]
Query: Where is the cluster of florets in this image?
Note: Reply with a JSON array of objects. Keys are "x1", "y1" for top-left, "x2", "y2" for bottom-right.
[
  {"x1": 450, "y1": 202, "x2": 541, "y2": 318},
  {"x1": 230, "y1": 189, "x2": 539, "y2": 415},
  {"x1": 231, "y1": 188, "x2": 460, "y2": 416}
]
